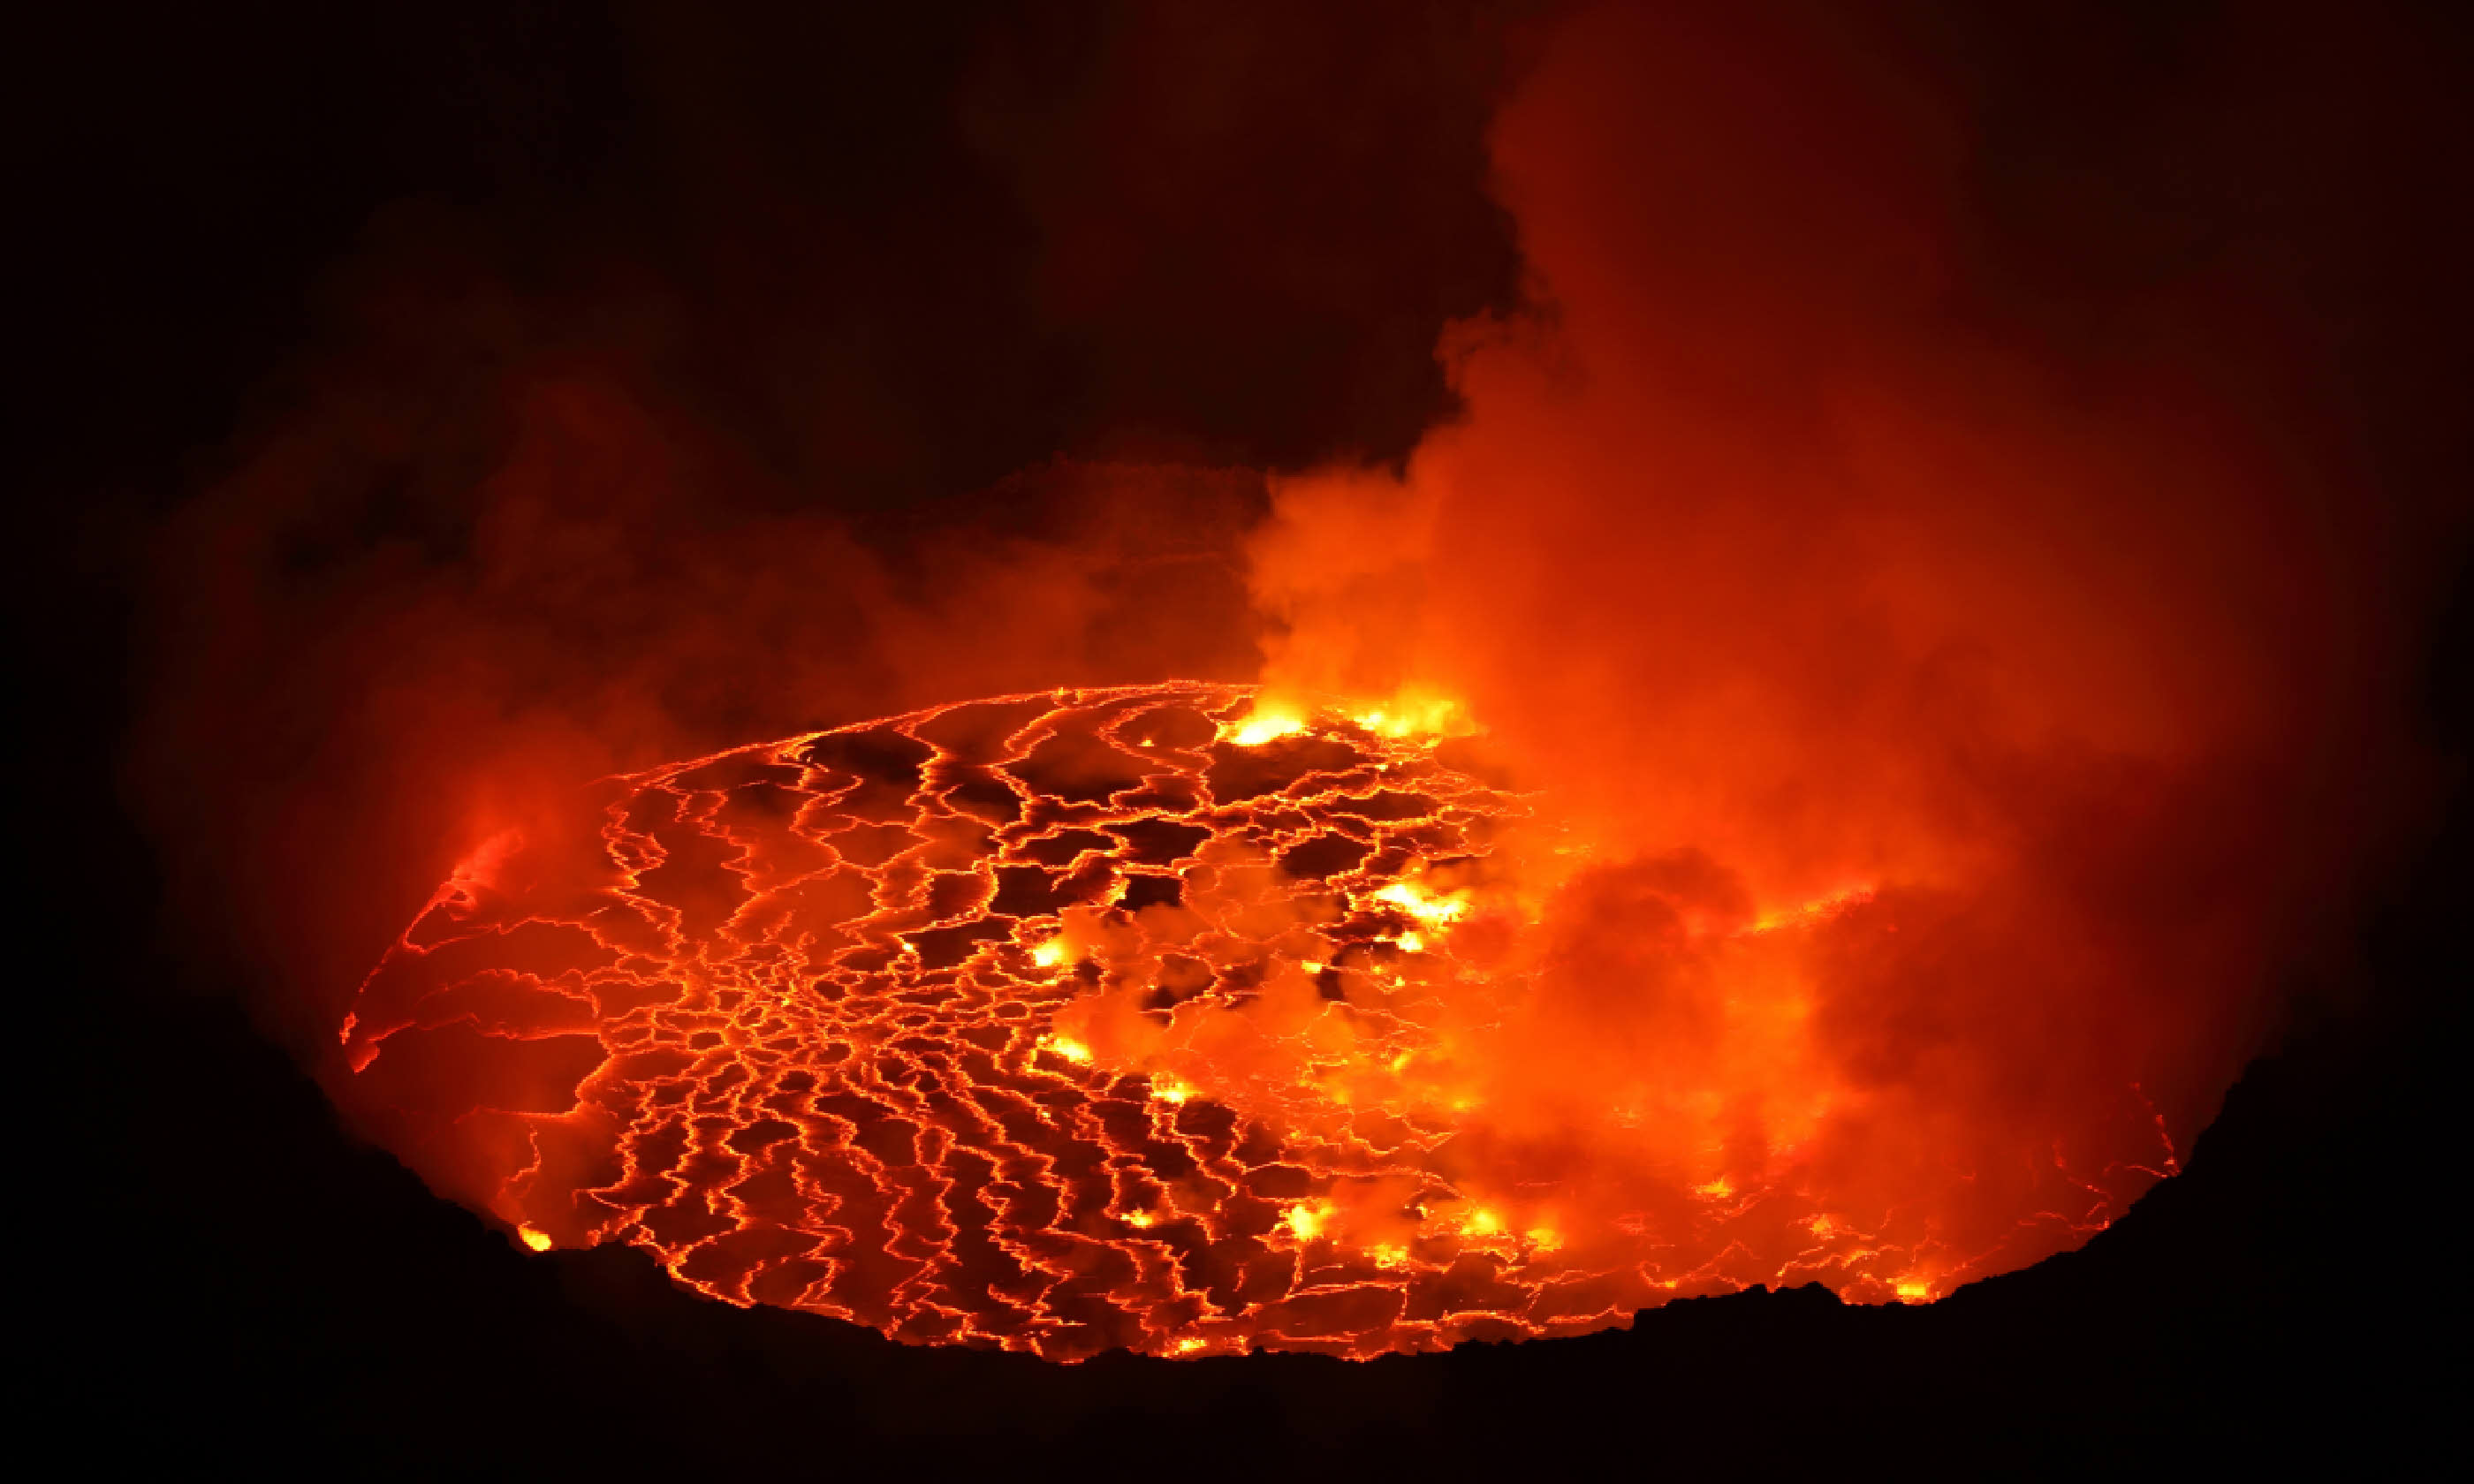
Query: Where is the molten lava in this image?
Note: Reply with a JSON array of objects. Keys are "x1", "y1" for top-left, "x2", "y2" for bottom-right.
[{"x1": 343, "y1": 682, "x2": 2178, "y2": 1359}]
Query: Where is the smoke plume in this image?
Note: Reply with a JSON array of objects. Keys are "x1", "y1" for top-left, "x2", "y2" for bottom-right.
[{"x1": 1244, "y1": 0, "x2": 2457, "y2": 1285}]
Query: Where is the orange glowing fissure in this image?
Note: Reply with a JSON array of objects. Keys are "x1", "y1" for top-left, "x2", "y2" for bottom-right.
[{"x1": 343, "y1": 684, "x2": 2171, "y2": 1359}]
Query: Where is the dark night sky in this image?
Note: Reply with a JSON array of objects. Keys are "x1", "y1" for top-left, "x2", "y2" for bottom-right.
[{"x1": 21, "y1": 0, "x2": 2469, "y2": 1473}]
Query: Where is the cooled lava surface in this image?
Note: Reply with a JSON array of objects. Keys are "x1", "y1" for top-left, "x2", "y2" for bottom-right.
[{"x1": 344, "y1": 682, "x2": 2167, "y2": 1359}]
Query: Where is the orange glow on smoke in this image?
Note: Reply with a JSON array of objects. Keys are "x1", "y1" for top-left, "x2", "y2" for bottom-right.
[{"x1": 343, "y1": 684, "x2": 2186, "y2": 1359}]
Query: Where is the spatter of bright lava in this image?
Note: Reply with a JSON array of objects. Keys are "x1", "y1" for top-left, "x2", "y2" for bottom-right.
[{"x1": 345, "y1": 683, "x2": 2174, "y2": 1359}]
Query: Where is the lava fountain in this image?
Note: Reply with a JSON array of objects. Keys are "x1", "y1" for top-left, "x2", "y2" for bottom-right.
[{"x1": 342, "y1": 682, "x2": 2180, "y2": 1359}]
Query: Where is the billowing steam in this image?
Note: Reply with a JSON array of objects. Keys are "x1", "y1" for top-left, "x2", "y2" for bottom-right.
[{"x1": 1248, "y1": 1, "x2": 2427, "y2": 1253}]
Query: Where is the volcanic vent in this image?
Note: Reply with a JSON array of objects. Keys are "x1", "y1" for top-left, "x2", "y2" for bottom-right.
[{"x1": 344, "y1": 683, "x2": 2171, "y2": 1359}]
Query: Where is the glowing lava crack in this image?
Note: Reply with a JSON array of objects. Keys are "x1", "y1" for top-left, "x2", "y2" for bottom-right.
[{"x1": 344, "y1": 683, "x2": 2171, "y2": 1359}]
